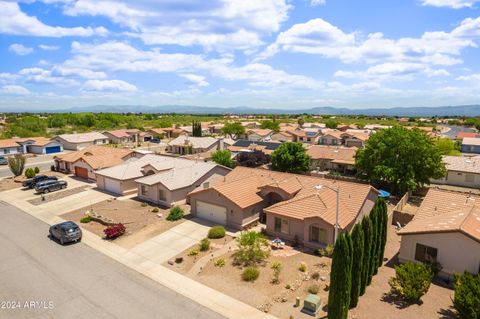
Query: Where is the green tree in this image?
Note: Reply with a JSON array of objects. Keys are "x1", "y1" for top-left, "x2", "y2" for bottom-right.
[
  {"x1": 350, "y1": 224, "x2": 364, "y2": 308},
  {"x1": 222, "y1": 122, "x2": 245, "y2": 139},
  {"x1": 328, "y1": 233, "x2": 353, "y2": 319},
  {"x1": 260, "y1": 120, "x2": 280, "y2": 132},
  {"x1": 297, "y1": 117, "x2": 305, "y2": 127},
  {"x1": 389, "y1": 262, "x2": 434, "y2": 302},
  {"x1": 8, "y1": 154, "x2": 26, "y2": 177},
  {"x1": 325, "y1": 119, "x2": 338, "y2": 129},
  {"x1": 233, "y1": 231, "x2": 270, "y2": 266},
  {"x1": 360, "y1": 215, "x2": 373, "y2": 295},
  {"x1": 192, "y1": 120, "x2": 202, "y2": 137},
  {"x1": 453, "y1": 271, "x2": 480, "y2": 319},
  {"x1": 436, "y1": 137, "x2": 461, "y2": 156},
  {"x1": 377, "y1": 198, "x2": 389, "y2": 268},
  {"x1": 355, "y1": 126, "x2": 446, "y2": 194},
  {"x1": 271, "y1": 142, "x2": 310, "y2": 173},
  {"x1": 211, "y1": 150, "x2": 234, "y2": 168},
  {"x1": 369, "y1": 205, "x2": 379, "y2": 280}
]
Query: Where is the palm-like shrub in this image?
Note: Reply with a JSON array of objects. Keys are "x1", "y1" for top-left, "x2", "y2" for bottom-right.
[
  {"x1": 8, "y1": 154, "x2": 26, "y2": 177},
  {"x1": 233, "y1": 231, "x2": 270, "y2": 266},
  {"x1": 389, "y1": 262, "x2": 434, "y2": 301}
]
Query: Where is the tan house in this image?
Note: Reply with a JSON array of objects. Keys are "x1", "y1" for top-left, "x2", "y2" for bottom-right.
[
  {"x1": 431, "y1": 155, "x2": 480, "y2": 189},
  {"x1": 187, "y1": 167, "x2": 378, "y2": 247},
  {"x1": 103, "y1": 129, "x2": 145, "y2": 144},
  {"x1": 398, "y1": 189, "x2": 480, "y2": 279},
  {"x1": 342, "y1": 131, "x2": 370, "y2": 148},
  {"x1": 319, "y1": 130, "x2": 344, "y2": 146},
  {"x1": 287, "y1": 129, "x2": 321, "y2": 145},
  {"x1": 148, "y1": 127, "x2": 186, "y2": 139},
  {"x1": 271, "y1": 131, "x2": 294, "y2": 142},
  {"x1": 167, "y1": 136, "x2": 224, "y2": 155},
  {"x1": 54, "y1": 132, "x2": 109, "y2": 150},
  {"x1": 246, "y1": 129, "x2": 274, "y2": 142},
  {"x1": 307, "y1": 145, "x2": 357, "y2": 173}
]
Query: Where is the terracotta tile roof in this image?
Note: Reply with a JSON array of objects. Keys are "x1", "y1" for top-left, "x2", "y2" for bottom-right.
[
  {"x1": 56, "y1": 132, "x2": 108, "y2": 143},
  {"x1": 343, "y1": 132, "x2": 370, "y2": 141},
  {"x1": 168, "y1": 136, "x2": 218, "y2": 149},
  {"x1": 307, "y1": 145, "x2": 357, "y2": 163},
  {"x1": 79, "y1": 153, "x2": 127, "y2": 170},
  {"x1": 55, "y1": 145, "x2": 132, "y2": 163},
  {"x1": 28, "y1": 137, "x2": 57, "y2": 147},
  {"x1": 247, "y1": 129, "x2": 273, "y2": 137},
  {"x1": 105, "y1": 130, "x2": 131, "y2": 138},
  {"x1": 442, "y1": 155, "x2": 480, "y2": 174},
  {"x1": 398, "y1": 189, "x2": 480, "y2": 243},
  {"x1": 0, "y1": 139, "x2": 20, "y2": 148},
  {"x1": 321, "y1": 130, "x2": 344, "y2": 139},
  {"x1": 456, "y1": 132, "x2": 480, "y2": 139},
  {"x1": 287, "y1": 129, "x2": 321, "y2": 138},
  {"x1": 148, "y1": 128, "x2": 166, "y2": 135}
]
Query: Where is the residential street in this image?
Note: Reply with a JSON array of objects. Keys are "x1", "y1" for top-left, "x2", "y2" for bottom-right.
[
  {"x1": 0, "y1": 201, "x2": 224, "y2": 319},
  {"x1": 0, "y1": 154, "x2": 57, "y2": 179}
]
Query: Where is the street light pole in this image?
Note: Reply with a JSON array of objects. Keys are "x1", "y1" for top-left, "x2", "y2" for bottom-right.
[{"x1": 315, "y1": 184, "x2": 340, "y2": 243}]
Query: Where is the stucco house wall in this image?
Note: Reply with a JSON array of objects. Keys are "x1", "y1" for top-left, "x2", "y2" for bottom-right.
[
  {"x1": 399, "y1": 232, "x2": 480, "y2": 278},
  {"x1": 319, "y1": 135, "x2": 342, "y2": 146},
  {"x1": 431, "y1": 170, "x2": 480, "y2": 189},
  {"x1": 71, "y1": 159, "x2": 97, "y2": 180},
  {"x1": 0, "y1": 147, "x2": 22, "y2": 155}
]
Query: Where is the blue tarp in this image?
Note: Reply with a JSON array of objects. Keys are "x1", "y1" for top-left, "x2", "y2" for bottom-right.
[{"x1": 378, "y1": 189, "x2": 391, "y2": 198}]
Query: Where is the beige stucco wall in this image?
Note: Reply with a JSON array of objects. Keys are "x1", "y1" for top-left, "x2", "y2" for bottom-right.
[
  {"x1": 399, "y1": 232, "x2": 480, "y2": 278},
  {"x1": 344, "y1": 138, "x2": 364, "y2": 148},
  {"x1": 72, "y1": 159, "x2": 96, "y2": 180},
  {"x1": 319, "y1": 136, "x2": 342, "y2": 146},
  {"x1": 431, "y1": 170, "x2": 480, "y2": 189},
  {"x1": 96, "y1": 175, "x2": 138, "y2": 195},
  {"x1": 271, "y1": 133, "x2": 293, "y2": 142}
]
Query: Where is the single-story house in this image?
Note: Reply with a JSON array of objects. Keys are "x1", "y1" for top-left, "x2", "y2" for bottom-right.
[
  {"x1": 55, "y1": 145, "x2": 137, "y2": 180},
  {"x1": 287, "y1": 129, "x2": 321, "y2": 145},
  {"x1": 179, "y1": 123, "x2": 211, "y2": 136},
  {"x1": 0, "y1": 139, "x2": 22, "y2": 155},
  {"x1": 240, "y1": 122, "x2": 261, "y2": 129},
  {"x1": 187, "y1": 167, "x2": 378, "y2": 247},
  {"x1": 246, "y1": 129, "x2": 274, "y2": 142},
  {"x1": 271, "y1": 131, "x2": 294, "y2": 142},
  {"x1": 398, "y1": 189, "x2": 480, "y2": 279},
  {"x1": 103, "y1": 129, "x2": 145, "y2": 144},
  {"x1": 307, "y1": 145, "x2": 357, "y2": 173},
  {"x1": 302, "y1": 123, "x2": 326, "y2": 129},
  {"x1": 279, "y1": 123, "x2": 300, "y2": 132},
  {"x1": 227, "y1": 140, "x2": 282, "y2": 156},
  {"x1": 431, "y1": 155, "x2": 480, "y2": 189},
  {"x1": 167, "y1": 136, "x2": 224, "y2": 155},
  {"x1": 95, "y1": 154, "x2": 230, "y2": 200},
  {"x1": 455, "y1": 131, "x2": 480, "y2": 140},
  {"x1": 342, "y1": 132, "x2": 370, "y2": 148},
  {"x1": 208, "y1": 123, "x2": 225, "y2": 134},
  {"x1": 147, "y1": 127, "x2": 186, "y2": 139},
  {"x1": 319, "y1": 130, "x2": 344, "y2": 146},
  {"x1": 54, "y1": 132, "x2": 109, "y2": 150},
  {"x1": 461, "y1": 137, "x2": 480, "y2": 154},
  {"x1": 16, "y1": 137, "x2": 63, "y2": 154}
]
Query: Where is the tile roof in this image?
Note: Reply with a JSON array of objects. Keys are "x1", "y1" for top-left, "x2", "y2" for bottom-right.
[
  {"x1": 57, "y1": 132, "x2": 108, "y2": 143},
  {"x1": 227, "y1": 140, "x2": 281, "y2": 155},
  {"x1": 398, "y1": 189, "x2": 480, "y2": 243},
  {"x1": 321, "y1": 130, "x2": 344, "y2": 139},
  {"x1": 287, "y1": 129, "x2": 321, "y2": 138},
  {"x1": 168, "y1": 136, "x2": 219, "y2": 149},
  {"x1": 247, "y1": 129, "x2": 274, "y2": 137},
  {"x1": 0, "y1": 139, "x2": 21, "y2": 148},
  {"x1": 462, "y1": 137, "x2": 480, "y2": 146},
  {"x1": 55, "y1": 145, "x2": 132, "y2": 164},
  {"x1": 307, "y1": 145, "x2": 357, "y2": 163},
  {"x1": 442, "y1": 155, "x2": 480, "y2": 174},
  {"x1": 79, "y1": 153, "x2": 128, "y2": 170},
  {"x1": 456, "y1": 132, "x2": 480, "y2": 140},
  {"x1": 342, "y1": 132, "x2": 370, "y2": 141},
  {"x1": 104, "y1": 130, "x2": 131, "y2": 138}
]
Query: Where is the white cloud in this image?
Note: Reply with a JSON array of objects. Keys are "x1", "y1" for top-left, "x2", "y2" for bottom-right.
[
  {"x1": 84, "y1": 79, "x2": 137, "y2": 92},
  {"x1": 456, "y1": 73, "x2": 480, "y2": 81},
  {"x1": 0, "y1": 1, "x2": 108, "y2": 37},
  {"x1": 38, "y1": 44, "x2": 60, "y2": 51},
  {"x1": 180, "y1": 74, "x2": 209, "y2": 87},
  {"x1": 420, "y1": 0, "x2": 480, "y2": 9},
  {"x1": 310, "y1": 0, "x2": 326, "y2": 6},
  {"x1": 1, "y1": 85, "x2": 30, "y2": 95},
  {"x1": 18, "y1": 67, "x2": 79, "y2": 86},
  {"x1": 9, "y1": 43, "x2": 34, "y2": 55}
]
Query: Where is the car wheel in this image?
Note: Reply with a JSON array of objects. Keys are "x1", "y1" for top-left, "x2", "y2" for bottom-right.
[
  {"x1": 48, "y1": 230, "x2": 53, "y2": 238},
  {"x1": 44, "y1": 189, "x2": 49, "y2": 194},
  {"x1": 60, "y1": 237, "x2": 65, "y2": 245},
  {"x1": 61, "y1": 185, "x2": 66, "y2": 189}
]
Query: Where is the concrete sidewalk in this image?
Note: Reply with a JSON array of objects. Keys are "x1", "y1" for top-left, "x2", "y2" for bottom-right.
[{"x1": 0, "y1": 186, "x2": 277, "y2": 319}]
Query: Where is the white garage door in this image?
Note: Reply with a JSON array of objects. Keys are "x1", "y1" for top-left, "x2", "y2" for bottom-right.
[
  {"x1": 104, "y1": 178, "x2": 122, "y2": 195},
  {"x1": 196, "y1": 201, "x2": 227, "y2": 225}
]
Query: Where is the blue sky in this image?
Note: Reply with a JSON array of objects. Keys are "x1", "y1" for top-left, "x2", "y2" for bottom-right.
[{"x1": 0, "y1": 0, "x2": 479, "y2": 110}]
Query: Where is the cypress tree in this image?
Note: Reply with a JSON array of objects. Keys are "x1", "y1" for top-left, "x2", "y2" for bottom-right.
[
  {"x1": 328, "y1": 233, "x2": 351, "y2": 319},
  {"x1": 377, "y1": 198, "x2": 388, "y2": 268},
  {"x1": 350, "y1": 223, "x2": 364, "y2": 308},
  {"x1": 373, "y1": 199, "x2": 384, "y2": 275},
  {"x1": 192, "y1": 120, "x2": 202, "y2": 137},
  {"x1": 368, "y1": 204, "x2": 378, "y2": 282},
  {"x1": 360, "y1": 215, "x2": 373, "y2": 295}
]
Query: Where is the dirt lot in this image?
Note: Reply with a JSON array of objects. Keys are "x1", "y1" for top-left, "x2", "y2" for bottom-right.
[
  {"x1": 62, "y1": 198, "x2": 188, "y2": 249},
  {"x1": 0, "y1": 171, "x2": 66, "y2": 192}
]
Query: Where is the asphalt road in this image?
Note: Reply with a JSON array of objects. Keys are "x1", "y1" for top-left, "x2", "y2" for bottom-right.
[
  {"x1": 0, "y1": 155, "x2": 56, "y2": 179},
  {"x1": 0, "y1": 202, "x2": 225, "y2": 319}
]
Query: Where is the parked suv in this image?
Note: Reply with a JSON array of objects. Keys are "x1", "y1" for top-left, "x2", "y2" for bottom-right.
[
  {"x1": 35, "y1": 180, "x2": 67, "y2": 194},
  {"x1": 0, "y1": 156, "x2": 7, "y2": 165},
  {"x1": 49, "y1": 221, "x2": 82, "y2": 245},
  {"x1": 23, "y1": 175, "x2": 58, "y2": 189}
]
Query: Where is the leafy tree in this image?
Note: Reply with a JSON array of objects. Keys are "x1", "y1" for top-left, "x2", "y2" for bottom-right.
[
  {"x1": 355, "y1": 126, "x2": 446, "y2": 194},
  {"x1": 360, "y1": 215, "x2": 373, "y2": 296},
  {"x1": 237, "y1": 150, "x2": 270, "y2": 168},
  {"x1": 436, "y1": 138, "x2": 461, "y2": 156},
  {"x1": 47, "y1": 114, "x2": 66, "y2": 128},
  {"x1": 328, "y1": 232, "x2": 353, "y2": 319},
  {"x1": 211, "y1": 150, "x2": 234, "y2": 168},
  {"x1": 192, "y1": 120, "x2": 202, "y2": 137},
  {"x1": 271, "y1": 142, "x2": 310, "y2": 173},
  {"x1": 76, "y1": 113, "x2": 96, "y2": 127},
  {"x1": 233, "y1": 231, "x2": 270, "y2": 266},
  {"x1": 325, "y1": 119, "x2": 338, "y2": 129},
  {"x1": 389, "y1": 262, "x2": 434, "y2": 302},
  {"x1": 453, "y1": 271, "x2": 480, "y2": 319},
  {"x1": 350, "y1": 224, "x2": 364, "y2": 308},
  {"x1": 8, "y1": 154, "x2": 26, "y2": 177},
  {"x1": 260, "y1": 120, "x2": 280, "y2": 132},
  {"x1": 222, "y1": 122, "x2": 245, "y2": 139},
  {"x1": 297, "y1": 117, "x2": 305, "y2": 127}
]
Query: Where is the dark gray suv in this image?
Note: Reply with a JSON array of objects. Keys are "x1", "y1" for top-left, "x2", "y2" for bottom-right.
[
  {"x1": 35, "y1": 180, "x2": 67, "y2": 194},
  {"x1": 49, "y1": 221, "x2": 82, "y2": 245}
]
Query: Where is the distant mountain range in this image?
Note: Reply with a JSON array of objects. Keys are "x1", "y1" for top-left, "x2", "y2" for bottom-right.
[{"x1": 5, "y1": 104, "x2": 480, "y2": 117}]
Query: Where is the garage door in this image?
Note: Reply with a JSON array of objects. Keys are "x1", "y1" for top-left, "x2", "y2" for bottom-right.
[
  {"x1": 75, "y1": 167, "x2": 89, "y2": 179},
  {"x1": 45, "y1": 146, "x2": 61, "y2": 154},
  {"x1": 196, "y1": 201, "x2": 227, "y2": 225},
  {"x1": 104, "y1": 178, "x2": 122, "y2": 195}
]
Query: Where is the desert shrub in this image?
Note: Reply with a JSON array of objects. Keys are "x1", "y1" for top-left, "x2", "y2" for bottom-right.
[
  {"x1": 199, "y1": 238, "x2": 210, "y2": 251},
  {"x1": 34, "y1": 166, "x2": 40, "y2": 174},
  {"x1": 103, "y1": 223, "x2": 126, "y2": 239},
  {"x1": 25, "y1": 168, "x2": 36, "y2": 178},
  {"x1": 140, "y1": 202, "x2": 148, "y2": 207},
  {"x1": 311, "y1": 272, "x2": 320, "y2": 280},
  {"x1": 242, "y1": 267, "x2": 259, "y2": 282},
  {"x1": 80, "y1": 216, "x2": 92, "y2": 223},
  {"x1": 318, "y1": 245, "x2": 334, "y2": 257},
  {"x1": 151, "y1": 207, "x2": 159, "y2": 213},
  {"x1": 208, "y1": 225, "x2": 226, "y2": 239},
  {"x1": 188, "y1": 248, "x2": 199, "y2": 256},
  {"x1": 298, "y1": 262, "x2": 307, "y2": 272},
  {"x1": 308, "y1": 284, "x2": 320, "y2": 294},
  {"x1": 453, "y1": 271, "x2": 480, "y2": 319},
  {"x1": 8, "y1": 154, "x2": 26, "y2": 177},
  {"x1": 214, "y1": 258, "x2": 226, "y2": 267},
  {"x1": 389, "y1": 262, "x2": 434, "y2": 301},
  {"x1": 167, "y1": 205, "x2": 184, "y2": 221},
  {"x1": 234, "y1": 231, "x2": 270, "y2": 266},
  {"x1": 285, "y1": 284, "x2": 291, "y2": 289},
  {"x1": 271, "y1": 261, "x2": 282, "y2": 284}
]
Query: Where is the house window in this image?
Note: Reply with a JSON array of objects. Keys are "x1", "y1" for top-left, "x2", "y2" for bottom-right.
[
  {"x1": 274, "y1": 217, "x2": 289, "y2": 234},
  {"x1": 159, "y1": 189, "x2": 166, "y2": 201},
  {"x1": 141, "y1": 185, "x2": 148, "y2": 196},
  {"x1": 310, "y1": 226, "x2": 327, "y2": 244},
  {"x1": 332, "y1": 139, "x2": 337, "y2": 145},
  {"x1": 465, "y1": 173, "x2": 474, "y2": 183},
  {"x1": 414, "y1": 243, "x2": 438, "y2": 263},
  {"x1": 321, "y1": 139, "x2": 326, "y2": 144}
]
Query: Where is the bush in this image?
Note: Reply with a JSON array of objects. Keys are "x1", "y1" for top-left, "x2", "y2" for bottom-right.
[
  {"x1": 311, "y1": 272, "x2": 320, "y2": 280},
  {"x1": 214, "y1": 258, "x2": 226, "y2": 267},
  {"x1": 103, "y1": 223, "x2": 126, "y2": 239},
  {"x1": 80, "y1": 216, "x2": 92, "y2": 223},
  {"x1": 298, "y1": 262, "x2": 307, "y2": 272},
  {"x1": 187, "y1": 248, "x2": 199, "y2": 256},
  {"x1": 151, "y1": 207, "x2": 159, "y2": 213},
  {"x1": 50, "y1": 165, "x2": 56, "y2": 172},
  {"x1": 318, "y1": 245, "x2": 334, "y2": 257},
  {"x1": 271, "y1": 261, "x2": 282, "y2": 284},
  {"x1": 242, "y1": 267, "x2": 259, "y2": 282},
  {"x1": 199, "y1": 238, "x2": 210, "y2": 251},
  {"x1": 453, "y1": 271, "x2": 480, "y2": 319},
  {"x1": 25, "y1": 168, "x2": 36, "y2": 178},
  {"x1": 208, "y1": 225, "x2": 226, "y2": 239},
  {"x1": 34, "y1": 166, "x2": 40, "y2": 174},
  {"x1": 234, "y1": 231, "x2": 270, "y2": 266},
  {"x1": 140, "y1": 202, "x2": 148, "y2": 207},
  {"x1": 388, "y1": 262, "x2": 434, "y2": 301},
  {"x1": 285, "y1": 284, "x2": 291, "y2": 290},
  {"x1": 167, "y1": 206, "x2": 184, "y2": 221},
  {"x1": 308, "y1": 284, "x2": 320, "y2": 294},
  {"x1": 8, "y1": 154, "x2": 26, "y2": 177}
]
